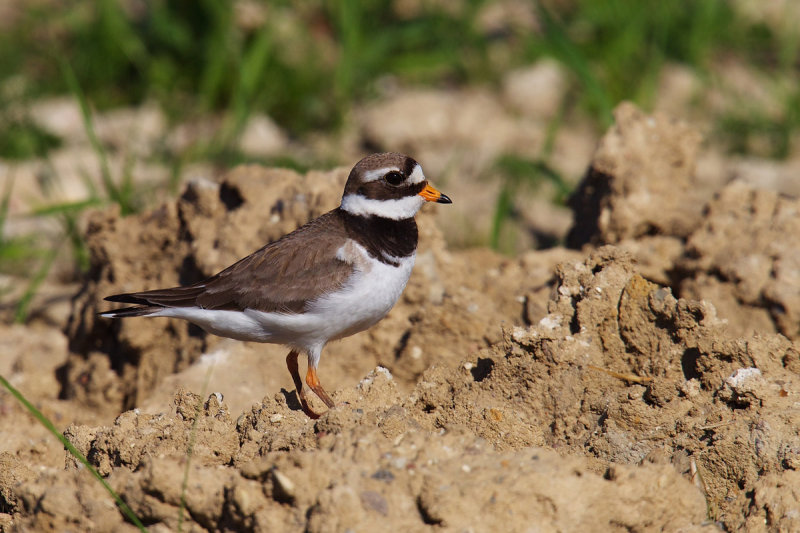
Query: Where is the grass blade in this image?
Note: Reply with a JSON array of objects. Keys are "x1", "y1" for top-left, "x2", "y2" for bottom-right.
[
  {"x1": 537, "y1": 4, "x2": 614, "y2": 127},
  {"x1": 177, "y1": 362, "x2": 216, "y2": 533},
  {"x1": 58, "y1": 57, "x2": 136, "y2": 215},
  {"x1": 0, "y1": 172, "x2": 13, "y2": 240},
  {"x1": 13, "y1": 241, "x2": 60, "y2": 323},
  {"x1": 220, "y1": 22, "x2": 274, "y2": 148},
  {"x1": 30, "y1": 198, "x2": 104, "y2": 217},
  {"x1": 489, "y1": 186, "x2": 514, "y2": 251},
  {"x1": 0, "y1": 374, "x2": 146, "y2": 531}
]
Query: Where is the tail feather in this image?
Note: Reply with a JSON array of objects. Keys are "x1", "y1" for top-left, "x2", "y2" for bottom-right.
[
  {"x1": 99, "y1": 305, "x2": 161, "y2": 318},
  {"x1": 104, "y1": 293, "x2": 152, "y2": 305},
  {"x1": 104, "y1": 285, "x2": 205, "y2": 308}
]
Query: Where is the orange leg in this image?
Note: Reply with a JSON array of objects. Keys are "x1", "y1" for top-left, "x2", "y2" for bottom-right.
[
  {"x1": 285, "y1": 350, "x2": 324, "y2": 419},
  {"x1": 305, "y1": 365, "x2": 335, "y2": 409}
]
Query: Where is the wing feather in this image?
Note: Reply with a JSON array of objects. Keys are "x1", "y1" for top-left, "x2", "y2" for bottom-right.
[{"x1": 105, "y1": 210, "x2": 354, "y2": 314}]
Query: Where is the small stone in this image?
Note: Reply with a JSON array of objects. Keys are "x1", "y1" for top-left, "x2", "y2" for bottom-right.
[
  {"x1": 726, "y1": 368, "x2": 762, "y2": 388},
  {"x1": 371, "y1": 469, "x2": 395, "y2": 483},
  {"x1": 720, "y1": 367, "x2": 767, "y2": 406},
  {"x1": 238, "y1": 114, "x2": 288, "y2": 157},
  {"x1": 502, "y1": 61, "x2": 568, "y2": 120},
  {"x1": 270, "y1": 469, "x2": 295, "y2": 503},
  {"x1": 681, "y1": 379, "x2": 701, "y2": 399},
  {"x1": 360, "y1": 491, "x2": 388, "y2": 516},
  {"x1": 538, "y1": 315, "x2": 562, "y2": 331}
]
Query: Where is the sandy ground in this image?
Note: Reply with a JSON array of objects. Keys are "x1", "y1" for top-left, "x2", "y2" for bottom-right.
[{"x1": 2, "y1": 102, "x2": 800, "y2": 531}]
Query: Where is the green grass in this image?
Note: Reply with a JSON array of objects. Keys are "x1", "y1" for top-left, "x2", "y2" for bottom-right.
[
  {"x1": 0, "y1": 118, "x2": 61, "y2": 160},
  {"x1": 1, "y1": 58, "x2": 143, "y2": 322},
  {"x1": 489, "y1": 96, "x2": 570, "y2": 252},
  {"x1": 489, "y1": 154, "x2": 572, "y2": 253},
  {"x1": 0, "y1": 354, "x2": 218, "y2": 531},
  {"x1": 0, "y1": 176, "x2": 47, "y2": 282},
  {"x1": 12, "y1": 239, "x2": 61, "y2": 323},
  {"x1": 1, "y1": 1, "x2": 798, "y2": 152},
  {"x1": 60, "y1": 57, "x2": 140, "y2": 216},
  {"x1": 0, "y1": 374, "x2": 146, "y2": 531}
]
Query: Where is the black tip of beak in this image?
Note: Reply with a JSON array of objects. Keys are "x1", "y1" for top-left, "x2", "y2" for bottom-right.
[{"x1": 437, "y1": 193, "x2": 452, "y2": 204}]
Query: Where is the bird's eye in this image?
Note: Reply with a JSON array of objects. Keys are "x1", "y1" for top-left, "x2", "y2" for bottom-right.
[{"x1": 384, "y1": 171, "x2": 404, "y2": 186}]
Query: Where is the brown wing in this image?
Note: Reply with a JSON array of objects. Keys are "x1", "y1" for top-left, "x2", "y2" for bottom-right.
[{"x1": 106, "y1": 210, "x2": 354, "y2": 314}]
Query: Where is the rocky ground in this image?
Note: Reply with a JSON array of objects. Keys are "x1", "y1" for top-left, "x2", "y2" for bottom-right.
[{"x1": 2, "y1": 100, "x2": 800, "y2": 532}]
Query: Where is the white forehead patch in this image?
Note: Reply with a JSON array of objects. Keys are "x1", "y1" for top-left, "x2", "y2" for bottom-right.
[
  {"x1": 340, "y1": 193, "x2": 425, "y2": 220},
  {"x1": 361, "y1": 166, "x2": 400, "y2": 183}
]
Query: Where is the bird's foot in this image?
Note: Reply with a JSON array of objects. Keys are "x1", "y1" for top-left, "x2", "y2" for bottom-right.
[
  {"x1": 286, "y1": 350, "x2": 336, "y2": 420},
  {"x1": 296, "y1": 387, "x2": 326, "y2": 419}
]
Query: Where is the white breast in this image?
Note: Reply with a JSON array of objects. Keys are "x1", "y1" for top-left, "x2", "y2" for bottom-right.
[
  {"x1": 309, "y1": 240, "x2": 416, "y2": 342},
  {"x1": 262, "y1": 239, "x2": 415, "y2": 350}
]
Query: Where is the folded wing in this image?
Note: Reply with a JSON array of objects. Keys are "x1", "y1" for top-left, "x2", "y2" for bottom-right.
[{"x1": 104, "y1": 211, "x2": 354, "y2": 315}]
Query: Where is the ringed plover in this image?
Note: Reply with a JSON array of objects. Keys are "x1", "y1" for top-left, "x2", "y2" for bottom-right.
[{"x1": 101, "y1": 153, "x2": 451, "y2": 418}]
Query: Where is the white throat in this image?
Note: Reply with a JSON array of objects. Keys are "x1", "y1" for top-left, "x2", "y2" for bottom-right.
[{"x1": 340, "y1": 193, "x2": 425, "y2": 220}]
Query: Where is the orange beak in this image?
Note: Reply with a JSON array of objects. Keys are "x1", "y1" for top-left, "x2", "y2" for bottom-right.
[{"x1": 418, "y1": 183, "x2": 452, "y2": 204}]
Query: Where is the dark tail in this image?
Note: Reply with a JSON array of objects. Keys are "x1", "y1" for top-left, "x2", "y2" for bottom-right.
[
  {"x1": 100, "y1": 285, "x2": 205, "y2": 318},
  {"x1": 99, "y1": 305, "x2": 161, "y2": 318},
  {"x1": 99, "y1": 292, "x2": 164, "y2": 318}
]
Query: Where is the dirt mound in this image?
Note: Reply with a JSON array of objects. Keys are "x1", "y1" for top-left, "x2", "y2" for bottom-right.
[
  {"x1": 567, "y1": 102, "x2": 707, "y2": 246},
  {"x1": 679, "y1": 182, "x2": 800, "y2": 339},
  {"x1": 11, "y1": 245, "x2": 797, "y2": 531},
  {"x1": 22, "y1": 367, "x2": 709, "y2": 532},
  {"x1": 569, "y1": 102, "x2": 800, "y2": 342},
  {"x1": 4, "y1": 102, "x2": 800, "y2": 531}
]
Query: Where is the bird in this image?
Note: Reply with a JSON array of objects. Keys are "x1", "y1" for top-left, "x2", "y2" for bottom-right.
[{"x1": 100, "y1": 153, "x2": 451, "y2": 418}]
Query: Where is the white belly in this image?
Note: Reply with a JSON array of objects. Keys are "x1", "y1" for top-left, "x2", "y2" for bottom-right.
[{"x1": 292, "y1": 250, "x2": 416, "y2": 344}]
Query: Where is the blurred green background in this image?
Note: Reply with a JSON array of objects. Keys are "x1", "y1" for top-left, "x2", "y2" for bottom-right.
[
  {"x1": 2, "y1": 0, "x2": 798, "y2": 158},
  {"x1": 1, "y1": 0, "x2": 799, "y2": 320}
]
